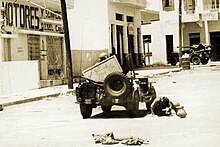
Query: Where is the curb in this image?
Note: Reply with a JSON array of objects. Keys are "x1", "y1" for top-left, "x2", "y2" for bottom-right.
[
  {"x1": 152, "y1": 68, "x2": 182, "y2": 77},
  {"x1": 1, "y1": 90, "x2": 75, "y2": 107}
]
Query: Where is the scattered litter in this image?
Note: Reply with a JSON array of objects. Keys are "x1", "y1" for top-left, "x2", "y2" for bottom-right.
[
  {"x1": 92, "y1": 132, "x2": 149, "y2": 146},
  {"x1": 59, "y1": 91, "x2": 75, "y2": 97}
]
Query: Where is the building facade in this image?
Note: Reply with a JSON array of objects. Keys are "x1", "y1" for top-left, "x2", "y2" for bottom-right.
[
  {"x1": 0, "y1": 0, "x2": 73, "y2": 95},
  {"x1": 68, "y1": 0, "x2": 159, "y2": 78},
  {"x1": 142, "y1": 0, "x2": 220, "y2": 65}
]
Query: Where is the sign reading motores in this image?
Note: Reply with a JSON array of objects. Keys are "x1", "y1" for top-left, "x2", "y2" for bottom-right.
[{"x1": 1, "y1": 2, "x2": 63, "y2": 33}]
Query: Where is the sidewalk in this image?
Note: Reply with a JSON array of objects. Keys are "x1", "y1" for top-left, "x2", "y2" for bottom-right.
[{"x1": 0, "y1": 67, "x2": 181, "y2": 108}]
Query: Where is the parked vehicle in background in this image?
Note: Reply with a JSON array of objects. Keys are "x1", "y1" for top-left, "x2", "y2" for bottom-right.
[
  {"x1": 168, "y1": 44, "x2": 212, "y2": 66},
  {"x1": 189, "y1": 44, "x2": 212, "y2": 65}
]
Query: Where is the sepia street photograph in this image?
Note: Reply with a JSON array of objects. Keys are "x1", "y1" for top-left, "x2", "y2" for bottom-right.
[{"x1": 0, "y1": 0, "x2": 220, "y2": 146}]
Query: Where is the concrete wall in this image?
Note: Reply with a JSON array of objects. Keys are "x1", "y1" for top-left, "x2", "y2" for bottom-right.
[
  {"x1": 142, "y1": 0, "x2": 179, "y2": 64},
  {"x1": 0, "y1": 61, "x2": 40, "y2": 95},
  {"x1": 71, "y1": 49, "x2": 107, "y2": 80},
  {"x1": 67, "y1": 0, "x2": 109, "y2": 51},
  {"x1": 11, "y1": 34, "x2": 28, "y2": 61},
  {"x1": 182, "y1": 20, "x2": 220, "y2": 46},
  {"x1": 67, "y1": 0, "x2": 109, "y2": 77},
  {"x1": 182, "y1": 22, "x2": 205, "y2": 46}
]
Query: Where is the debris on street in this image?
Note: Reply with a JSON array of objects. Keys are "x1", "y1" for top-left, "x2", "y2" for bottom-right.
[
  {"x1": 0, "y1": 105, "x2": 3, "y2": 111},
  {"x1": 92, "y1": 132, "x2": 149, "y2": 145}
]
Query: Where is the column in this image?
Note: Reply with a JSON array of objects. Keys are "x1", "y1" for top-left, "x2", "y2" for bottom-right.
[{"x1": 204, "y1": 20, "x2": 210, "y2": 44}]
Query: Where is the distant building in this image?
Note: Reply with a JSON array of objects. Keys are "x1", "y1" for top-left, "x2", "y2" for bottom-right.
[
  {"x1": 68, "y1": 0, "x2": 159, "y2": 78},
  {"x1": 0, "y1": 0, "x2": 73, "y2": 95},
  {"x1": 142, "y1": 0, "x2": 220, "y2": 65}
]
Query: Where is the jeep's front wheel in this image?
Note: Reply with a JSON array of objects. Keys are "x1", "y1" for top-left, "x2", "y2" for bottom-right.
[
  {"x1": 101, "y1": 105, "x2": 112, "y2": 113},
  {"x1": 80, "y1": 104, "x2": 92, "y2": 119},
  {"x1": 201, "y1": 59, "x2": 209, "y2": 65},
  {"x1": 127, "y1": 90, "x2": 139, "y2": 118}
]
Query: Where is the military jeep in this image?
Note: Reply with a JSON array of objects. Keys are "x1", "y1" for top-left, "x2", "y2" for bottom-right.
[{"x1": 75, "y1": 55, "x2": 156, "y2": 118}]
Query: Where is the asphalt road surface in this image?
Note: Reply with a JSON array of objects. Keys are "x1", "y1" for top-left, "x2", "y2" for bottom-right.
[{"x1": 0, "y1": 63, "x2": 220, "y2": 147}]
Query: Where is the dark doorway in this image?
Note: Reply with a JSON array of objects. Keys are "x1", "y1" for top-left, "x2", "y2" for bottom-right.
[
  {"x1": 189, "y1": 33, "x2": 200, "y2": 46},
  {"x1": 210, "y1": 32, "x2": 220, "y2": 61},
  {"x1": 116, "y1": 25, "x2": 124, "y2": 65},
  {"x1": 111, "y1": 24, "x2": 116, "y2": 55},
  {"x1": 128, "y1": 34, "x2": 135, "y2": 65},
  {"x1": 166, "y1": 35, "x2": 174, "y2": 62}
]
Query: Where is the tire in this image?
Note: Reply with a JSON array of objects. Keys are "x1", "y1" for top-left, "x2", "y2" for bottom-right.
[
  {"x1": 80, "y1": 104, "x2": 92, "y2": 119},
  {"x1": 170, "y1": 57, "x2": 177, "y2": 66},
  {"x1": 127, "y1": 90, "x2": 139, "y2": 118},
  {"x1": 145, "y1": 86, "x2": 156, "y2": 111},
  {"x1": 191, "y1": 55, "x2": 201, "y2": 65},
  {"x1": 201, "y1": 59, "x2": 209, "y2": 65},
  {"x1": 104, "y1": 72, "x2": 131, "y2": 98},
  {"x1": 101, "y1": 105, "x2": 112, "y2": 113}
]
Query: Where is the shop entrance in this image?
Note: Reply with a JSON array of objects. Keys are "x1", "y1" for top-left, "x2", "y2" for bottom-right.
[
  {"x1": 210, "y1": 32, "x2": 220, "y2": 61},
  {"x1": 189, "y1": 33, "x2": 200, "y2": 46},
  {"x1": 46, "y1": 36, "x2": 64, "y2": 79},
  {"x1": 116, "y1": 25, "x2": 124, "y2": 65},
  {"x1": 166, "y1": 35, "x2": 174, "y2": 63}
]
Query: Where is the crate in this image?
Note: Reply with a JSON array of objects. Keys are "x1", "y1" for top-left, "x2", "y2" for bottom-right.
[{"x1": 82, "y1": 55, "x2": 123, "y2": 82}]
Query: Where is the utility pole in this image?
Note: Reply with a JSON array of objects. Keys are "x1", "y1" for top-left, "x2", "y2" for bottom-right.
[
  {"x1": 60, "y1": 0, "x2": 73, "y2": 89},
  {"x1": 178, "y1": 0, "x2": 182, "y2": 67}
]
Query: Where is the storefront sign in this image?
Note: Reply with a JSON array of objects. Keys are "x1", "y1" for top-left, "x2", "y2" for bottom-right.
[{"x1": 1, "y1": 2, "x2": 63, "y2": 33}]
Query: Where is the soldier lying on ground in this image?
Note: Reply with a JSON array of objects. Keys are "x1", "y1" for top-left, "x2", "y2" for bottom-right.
[
  {"x1": 150, "y1": 96, "x2": 187, "y2": 118},
  {"x1": 150, "y1": 96, "x2": 172, "y2": 116}
]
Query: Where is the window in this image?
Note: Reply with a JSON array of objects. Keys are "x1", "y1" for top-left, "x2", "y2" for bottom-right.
[
  {"x1": 184, "y1": 0, "x2": 196, "y2": 13},
  {"x1": 211, "y1": 0, "x2": 219, "y2": 9},
  {"x1": 126, "y1": 16, "x2": 134, "y2": 22},
  {"x1": 28, "y1": 35, "x2": 40, "y2": 60},
  {"x1": 143, "y1": 35, "x2": 151, "y2": 43},
  {"x1": 165, "y1": 0, "x2": 170, "y2": 7},
  {"x1": 163, "y1": 0, "x2": 174, "y2": 11},
  {"x1": 116, "y1": 13, "x2": 123, "y2": 21}
]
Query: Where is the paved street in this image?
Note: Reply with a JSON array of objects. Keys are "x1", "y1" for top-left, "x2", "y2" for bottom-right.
[{"x1": 0, "y1": 63, "x2": 220, "y2": 147}]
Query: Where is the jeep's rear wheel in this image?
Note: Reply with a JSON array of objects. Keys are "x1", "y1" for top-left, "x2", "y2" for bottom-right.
[
  {"x1": 191, "y1": 56, "x2": 201, "y2": 65},
  {"x1": 145, "y1": 86, "x2": 156, "y2": 111},
  {"x1": 80, "y1": 104, "x2": 92, "y2": 118},
  {"x1": 101, "y1": 105, "x2": 112, "y2": 113},
  {"x1": 127, "y1": 90, "x2": 139, "y2": 118},
  {"x1": 104, "y1": 72, "x2": 131, "y2": 98}
]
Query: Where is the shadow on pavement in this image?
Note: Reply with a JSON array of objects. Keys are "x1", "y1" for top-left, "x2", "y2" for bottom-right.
[{"x1": 90, "y1": 110, "x2": 150, "y2": 119}]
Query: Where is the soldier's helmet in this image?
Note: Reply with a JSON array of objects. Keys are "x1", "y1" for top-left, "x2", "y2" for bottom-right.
[
  {"x1": 99, "y1": 52, "x2": 108, "y2": 61},
  {"x1": 162, "y1": 97, "x2": 169, "y2": 105}
]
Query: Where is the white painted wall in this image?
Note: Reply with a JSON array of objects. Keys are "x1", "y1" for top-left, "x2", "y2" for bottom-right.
[
  {"x1": 142, "y1": 0, "x2": 179, "y2": 64},
  {"x1": 0, "y1": 61, "x2": 40, "y2": 95},
  {"x1": 68, "y1": 0, "x2": 109, "y2": 51},
  {"x1": 146, "y1": 0, "x2": 160, "y2": 11}
]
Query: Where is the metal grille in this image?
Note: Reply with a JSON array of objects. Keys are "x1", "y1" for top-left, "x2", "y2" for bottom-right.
[
  {"x1": 46, "y1": 36, "x2": 63, "y2": 77},
  {"x1": 28, "y1": 35, "x2": 40, "y2": 60}
]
